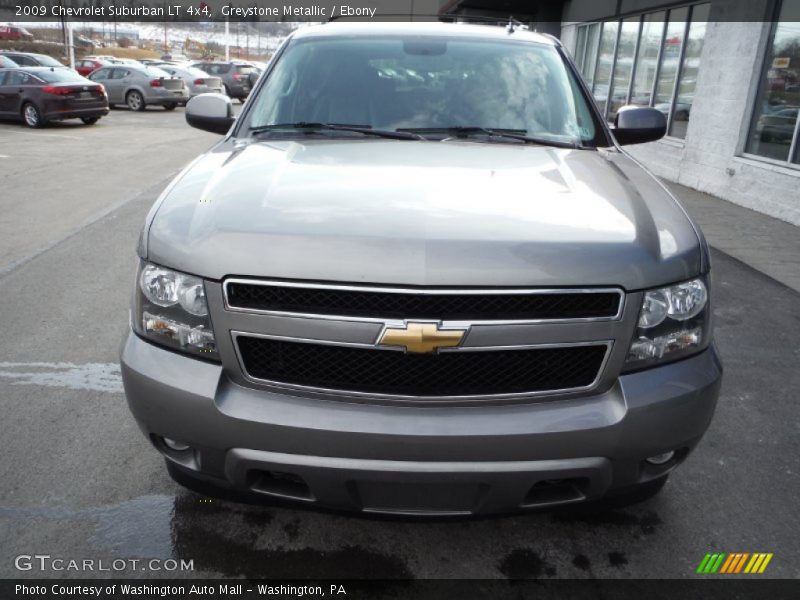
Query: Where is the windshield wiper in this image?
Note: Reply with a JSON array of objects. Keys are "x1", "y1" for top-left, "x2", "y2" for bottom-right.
[
  {"x1": 398, "y1": 127, "x2": 580, "y2": 148},
  {"x1": 250, "y1": 122, "x2": 424, "y2": 141}
]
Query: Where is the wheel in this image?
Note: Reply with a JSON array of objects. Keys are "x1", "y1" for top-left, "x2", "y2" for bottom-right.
[
  {"x1": 126, "y1": 90, "x2": 145, "y2": 112},
  {"x1": 81, "y1": 117, "x2": 100, "y2": 125},
  {"x1": 602, "y1": 476, "x2": 668, "y2": 508},
  {"x1": 22, "y1": 102, "x2": 46, "y2": 128},
  {"x1": 163, "y1": 103, "x2": 177, "y2": 111}
]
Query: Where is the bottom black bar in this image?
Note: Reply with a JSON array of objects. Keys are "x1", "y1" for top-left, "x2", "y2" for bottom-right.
[{"x1": 2, "y1": 579, "x2": 799, "y2": 600}]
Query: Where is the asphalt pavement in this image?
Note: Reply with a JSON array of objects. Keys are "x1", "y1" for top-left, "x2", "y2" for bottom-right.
[{"x1": 0, "y1": 109, "x2": 798, "y2": 580}]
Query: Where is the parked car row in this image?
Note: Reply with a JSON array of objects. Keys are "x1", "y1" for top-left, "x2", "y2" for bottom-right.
[
  {"x1": 1, "y1": 51, "x2": 263, "y2": 100},
  {"x1": 0, "y1": 50, "x2": 268, "y2": 128}
]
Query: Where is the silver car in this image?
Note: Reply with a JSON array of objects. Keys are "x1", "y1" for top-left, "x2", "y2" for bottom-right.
[
  {"x1": 158, "y1": 65, "x2": 223, "y2": 99},
  {"x1": 87, "y1": 64, "x2": 188, "y2": 111},
  {"x1": 121, "y1": 23, "x2": 721, "y2": 515}
]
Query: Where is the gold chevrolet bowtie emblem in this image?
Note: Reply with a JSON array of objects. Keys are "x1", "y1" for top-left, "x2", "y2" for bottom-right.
[{"x1": 378, "y1": 322, "x2": 467, "y2": 354}]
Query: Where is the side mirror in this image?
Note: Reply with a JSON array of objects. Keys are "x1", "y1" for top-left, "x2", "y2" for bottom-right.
[
  {"x1": 612, "y1": 106, "x2": 666, "y2": 145},
  {"x1": 185, "y1": 93, "x2": 234, "y2": 135}
]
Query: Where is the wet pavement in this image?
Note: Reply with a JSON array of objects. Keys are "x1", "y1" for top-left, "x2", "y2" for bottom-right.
[{"x1": 0, "y1": 111, "x2": 798, "y2": 580}]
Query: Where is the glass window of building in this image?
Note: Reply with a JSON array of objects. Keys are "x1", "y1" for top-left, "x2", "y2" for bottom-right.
[
  {"x1": 575, "y1": 4, "x2": 709, "y2": 136},
  {"x1": 608, "y1": 17, "x2": 642, "y2": 121},
  {"x1": 574, "y1": 25, "x2": 588, "y2": 69},
  {"x1": 581, "y1": 23, "x2": 601, "y2": 86},
  {"x1": 670, "y1": 4, "x2": 711, "y2": 138},
  {"x1": 653, "y1": 8, "x2": 689, "y2": 114},
  {"x1": 745, "y1": 0, "x2": 800, "y2": 164},
  {"x1": 630, "y1": 13, "x2": 666, "y2": 108},
  {"x1": 592, "y1": 21, "x2": 620, "y2": 115}
]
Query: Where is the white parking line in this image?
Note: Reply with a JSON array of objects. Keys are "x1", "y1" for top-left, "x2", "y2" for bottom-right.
[
  {"x1": 0, "y1": 362, "x2": 123, "y2": 393},
  {"x1": 0, "y1": 130, "x2": 81, "y2": 140}
]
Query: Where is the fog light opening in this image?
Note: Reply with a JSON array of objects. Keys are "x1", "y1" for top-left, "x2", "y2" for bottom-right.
[
  {"x1": 163, "y1": 437, "x2": 191, "y2": 452},
  {"x1": 646, "y1": 451, "x2": 675, "y2": 466}
]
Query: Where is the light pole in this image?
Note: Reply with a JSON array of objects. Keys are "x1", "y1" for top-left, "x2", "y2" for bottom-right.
[
  {"x1": 225, "y1": 4, "x2": 231, "y2": 61},
  {"x1": 163, "y1": 2, "x2": 168, "y2": 54}
]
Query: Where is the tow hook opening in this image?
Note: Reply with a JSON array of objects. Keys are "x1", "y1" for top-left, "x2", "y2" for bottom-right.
[
  {"x1": 521, "y1": 477, "x2": 589, "y2": 507},
  {"x1": 247, "y1": 470, "x2": 315, "y2": 502}
]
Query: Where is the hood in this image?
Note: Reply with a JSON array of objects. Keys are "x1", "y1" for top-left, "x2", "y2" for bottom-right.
[{"x1": 144, "y1": 139, "x2": 702, "y2": 290}]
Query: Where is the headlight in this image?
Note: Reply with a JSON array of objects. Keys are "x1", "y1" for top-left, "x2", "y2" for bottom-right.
[
  {"x1": 624, "y1": 277, "x2": 710, "y2": 371},
  {"x1": 133, "y1": 261, "x2": 218, "y2": 359}
]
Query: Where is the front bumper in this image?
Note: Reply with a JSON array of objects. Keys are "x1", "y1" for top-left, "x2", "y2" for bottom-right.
[{"x1": 121, "y1": 331, "x2": 721, "y2": 515}]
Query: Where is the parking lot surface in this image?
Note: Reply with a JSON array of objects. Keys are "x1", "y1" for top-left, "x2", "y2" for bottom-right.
[{"x1": 0, "y1": 109, "x2": 798, "y2": 579}]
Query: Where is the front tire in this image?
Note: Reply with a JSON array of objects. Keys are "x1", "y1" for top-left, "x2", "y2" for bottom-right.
[
  {"x1": 22, "y1": 102, "x2": 46, "y2": 128},
  {"x1": 81, "y1": 116, "x2": 100, "y2": 125},
  {"x1": 163, "y1": 103, "x2": 177, "y2": 111},
  {"x1": 126, "y1": 90, "x2": 145, "y2": 112}
]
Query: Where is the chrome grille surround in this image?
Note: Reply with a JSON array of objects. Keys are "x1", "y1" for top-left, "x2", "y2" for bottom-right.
[{"x1": 205, "y1": 279, "x2": 638, "y2": 406}]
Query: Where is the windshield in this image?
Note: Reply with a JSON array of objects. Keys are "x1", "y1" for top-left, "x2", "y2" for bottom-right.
[{"x1": 243, "y1": 35, "x2": 598, "y2": 145}]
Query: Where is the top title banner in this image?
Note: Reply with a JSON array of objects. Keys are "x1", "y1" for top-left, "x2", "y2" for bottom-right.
[{"x1": 1, "y1": 0, "x2": 441, "y2": 22}]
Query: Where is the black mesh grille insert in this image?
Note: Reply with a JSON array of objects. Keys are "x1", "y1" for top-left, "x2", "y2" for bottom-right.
[
  {"x1": 226, "y1": 283, "x2": 621, "y2": 321},
  {"x1": 237, "y1": 337, "x2": 608, "y2": 397}
]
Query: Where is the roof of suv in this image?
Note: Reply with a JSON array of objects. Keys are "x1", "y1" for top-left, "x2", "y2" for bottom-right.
[{"x1": 293, "y1": 22, "x2": 557, "y2": 45}]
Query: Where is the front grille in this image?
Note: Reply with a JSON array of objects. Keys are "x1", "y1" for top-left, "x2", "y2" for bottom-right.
[
  {"x1": 226, "y1": 282, "x2": 621, "y2": 321},
  {"x1": 236, "y1": 337, "x2": 608, "y2": 398}
]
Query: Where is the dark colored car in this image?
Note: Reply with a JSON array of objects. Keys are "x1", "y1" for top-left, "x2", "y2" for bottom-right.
[
  {"x1": 0, "y1": 67, "x2": 109, "y2": 128},
  {"x1": 75, "y1": 58, "x2": 111, "y2": 77},
  {"x1": 0, "y1": 55, "x2": 19, "y2": 69},
  {"x1": 190, "y1": 61, "x2": 255, "y2": 101},
  {"x1": 0, "y1": 52, "x2": 66, "y2": 69}
]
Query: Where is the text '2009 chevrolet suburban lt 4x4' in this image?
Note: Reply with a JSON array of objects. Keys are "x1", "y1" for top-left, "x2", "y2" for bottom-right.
[{"x1": 120, "y1": 22, "x2": 722, "y2": 516}]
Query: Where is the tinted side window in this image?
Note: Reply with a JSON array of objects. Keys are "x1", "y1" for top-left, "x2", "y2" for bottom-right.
[
  {"x1": 89, "y1": 69, "x2": 108, "y2": 81},
  {"x1": 16, "y1": 55, "x2": 36, "y2": 66},
  {"x1": 5, "y1": 71, "x2": 34, "y2": 85}
]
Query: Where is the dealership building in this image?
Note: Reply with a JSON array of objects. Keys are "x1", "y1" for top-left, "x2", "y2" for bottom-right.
[{"x1": 442, "y1": 0, "x2": 800, "y2": 225}]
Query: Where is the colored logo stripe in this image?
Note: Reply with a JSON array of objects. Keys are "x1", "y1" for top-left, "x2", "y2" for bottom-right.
[
  {"x1": 697, "y1": 553, "x2": 726, "y2": 573},
  {"x1": 697, "y1": 553, "x2": 773, "y2": 574},
  {"x1": 745, "y1": 553, "x2": 773, "y2": 574}
]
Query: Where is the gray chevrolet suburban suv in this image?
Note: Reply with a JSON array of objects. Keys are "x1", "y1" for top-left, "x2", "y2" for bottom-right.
[{"x1": 121, "y1": 22, "x2": 722, "y2": 515}]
